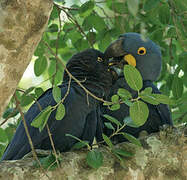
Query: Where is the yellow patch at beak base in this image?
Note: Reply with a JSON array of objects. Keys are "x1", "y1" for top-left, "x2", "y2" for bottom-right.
[
  {"x1": 109, "y1": 62, "x2": 115, "y2": 66},
  {"x1": 124, "y1": 54, "x2": 136, "y2": 67}
]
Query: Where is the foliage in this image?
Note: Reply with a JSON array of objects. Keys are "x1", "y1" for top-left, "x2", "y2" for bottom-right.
[{"x1": 0, "y1": 0, "x2": 186, "y2": 168}]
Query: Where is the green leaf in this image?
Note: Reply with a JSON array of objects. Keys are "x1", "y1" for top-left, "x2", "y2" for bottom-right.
[
  {"x1": 104, "y1": 122, "x2": 115, "y2": 131},
  {"x1": 55, "y1": 103, "x2": 65, "y2": 120},
  {"x1": 111, "y1": 95, "x2": 119, "y2": 103},
  {"x1": 0, "y1": 128, "x2": 8, "y2": 146},
  {"x1": 141, "y1": 87, "x2": 152, "y2": 94},
  {"x1": 34, "y1": 56, "x2": 48, "y2": 76},
  {"x1": 79, "y1": 1, "x2": 95, "y2": 17},
  {"x1": 123, "y1": 116, "x2": 139, "y2": 128},
  {"x1": 52, "y1": 86, "x2": 61, "y2": 103},
  {"x1": 20, "y1": 95, "x2": 34, "y2": 107},
  {"x1": 102, "y1": 133, "x2": 113, "y2": 148},
  {"x1": 34, "y1": 42, "x2": 45, "y2": 56},
  {"x1": 48, "y1": 59, "x2": 57, "y2": 77},
  {"x1": 83, "y1": 14, "x2": 106, "y2": 32},
  {"x1": 35, "y1": 88, "x2": 44, "y2": 98},
  {"x1": 86, "y1": 150, "x2": 103, "y2": 169},
  {"x1": 159, "y1": 4, "x2": 170, "y2": 25},
  {"x1": 38, "y1": 154, "x2": 59, "y2": 170},
  {"x1": 87, "y1": 31, "x2": 96, "y2": 46},
  {"x1": 74, "y1": 38, "x2": 89, "y2": 51},
  {"x1": 124, "y1": 65, "x2": 143, "y2": 91},
  {"x1": 65, "y1": 134, "x2": 85, "y2": 144},
  {"x1": 172, "y1": 76, "x2": 184, "y2": 99},
  {"x1": 31, "y1": 106, "x2": 52, "y2": 132},
  {"x1": 109, "y1": 104, "x2": 120, "y2": 111},
  {"x1": 127, "y1": 0, "x2": 139, "y2": 16},
  {"x1": 72, "y1": 141, "x2": 89, "y2": 150},
  {"x1": 153, "y1": 94, "x2": 175, "y2": 105},
  {"x1": 50, "y1": 6, "x2": 59, "y2": 20},
  {"x1": 129, "y1": 101, "x2": 149, "y2": 126},
  {"x1": 143, "y1": 0, "x2": 160, "y2": 11},
  {"x1": 122, "y1": 132, "x2": 142, "y2": 147},
  {"x1": 111, "y1": 150, "x2": 123, "y2": 161},
  {"x1": 53, "y1": 70, "x2": 63, "y2": 85},
  {"x1": 108, "y1": 2, "x2": 127, "y2": 14},
  {"x1": 123, "y1": 99, "x2": 133, "y2": 106},
  {"x1": 103, "y1": 114, "x2": 122, "y2": 127},
  {"x1": 2, "y1": 108, "x2": 19, "y2": 119},
  {"x1": 139, "y1": 94, "x2": 160, "y2": 105},
  {"x1": 25, "y1": 87, "x2": 35, "y2": 95},
  {"x1": 117, "y1": 88, "x2": 132, "y2": 99},
  {"x1": 98, "y1": 32, "x2": 112, "y2": 51},
  {"x1": 67, "y1": 30, "x2": 82, "y2": 44},
  {"x1": 112, "y1": 148, "x2": 134, "y2": 157},
  {"x1": 48, "y1": 24, "x2": 58, "y2": 32}
]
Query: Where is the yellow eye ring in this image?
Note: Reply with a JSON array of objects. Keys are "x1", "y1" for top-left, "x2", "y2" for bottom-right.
[
  {"x1": 137, "y1": 47, "x2": 146, "y2": 55},
  {"x1": 97, "y1": 57, "x2": 103, "y2": 62}
]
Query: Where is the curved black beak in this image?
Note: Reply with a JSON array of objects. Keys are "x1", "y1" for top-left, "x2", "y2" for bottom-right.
[{"x1": 104, "y1": 38, "x2": 125, "y2": 59}]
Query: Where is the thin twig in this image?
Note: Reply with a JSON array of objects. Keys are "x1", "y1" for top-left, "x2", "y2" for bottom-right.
[
  {"x1": 53, "y1": 2, "x2": 78, "y2": 11},
  {"x1": 46, "y1": 124, "x2": 60, "y2": 168},
  {"x1": 61, "y1": 77, "x2": 71, "y2": 104},
  {"x1": 13, "y1": 94, "x2": 50, "y2": 179}
]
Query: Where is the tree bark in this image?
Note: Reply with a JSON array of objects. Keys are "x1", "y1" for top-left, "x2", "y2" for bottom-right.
[
  {"x1": 0, "y1": 128, "x2": 186, "y2": 180},
  {"x1": 0, "y1": 0, "x2": 53, "y2": 117}
]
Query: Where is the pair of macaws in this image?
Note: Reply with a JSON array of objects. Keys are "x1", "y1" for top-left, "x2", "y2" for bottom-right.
[{"x1": 1, "y1": 33, "x2": 172, "y2": 161}]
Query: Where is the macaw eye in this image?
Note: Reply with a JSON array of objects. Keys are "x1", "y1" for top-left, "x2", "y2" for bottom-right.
[
  {"x1": 137, "y1": 47, "x2": 146, "y2": 55},
  {"x1": 97, "y1": 57, "x2": 103, "y2": 62}
]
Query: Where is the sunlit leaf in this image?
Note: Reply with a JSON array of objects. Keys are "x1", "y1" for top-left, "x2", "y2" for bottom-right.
[
  {"x1": 139, "y1": 94, "x2": 160, "y2": 105},
  {"x1": 124, "y1": 65, "x2": 143, "y2": 91},
  {"x1": 117, "y1": 88, "x2": 132, "y2": 99},
  {"x1": 31, "y1": 106, "x2": 52, "y2": 132},
  {"x1": 102, "y1": 133, "x2": 113, "y2": 148},
  {"x1": 52, "y1": 86, "x2": 61, "y2": 103},
  {"x1": 111, "y1": 95, "x2": 119, "y2": 103},
  {"x1": 109, "y1": 104, "x2": 120, "y2": 111},
  {"x1": 141, "y1": 87, "x2": 152, "y2": 94},
  {"x1": 122, "y1": 132, "x2": 142, "y2": 147},
  {"x1": 130, "y1": 101, "x2": 149, "y2": 126},
  {"x1": 112, "y1": 148, "x2": 134, "y2": 157},
  {"x1": 172, "y1": 76, "x2": 183, "y2": 99},
  {"x1": 104, "y1": 122, "x2": 115, "y2": 131},
  {"x1": 55, "y1": 103, "x2": 65, "y2": 120},
  {"x1": 103, "y1": 114, "x2": 122, "y2": 127},
  {"x1": 153, "y1": 94, "x2": 175, "y2": 105}
]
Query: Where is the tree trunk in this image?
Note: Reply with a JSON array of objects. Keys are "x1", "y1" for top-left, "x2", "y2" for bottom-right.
[
  {"x1": 0, "y1": 128, "x2": 186, "y2": 180},
  {"x1": 0, "y1": 0, "x2": 53, "y2": 117}
]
